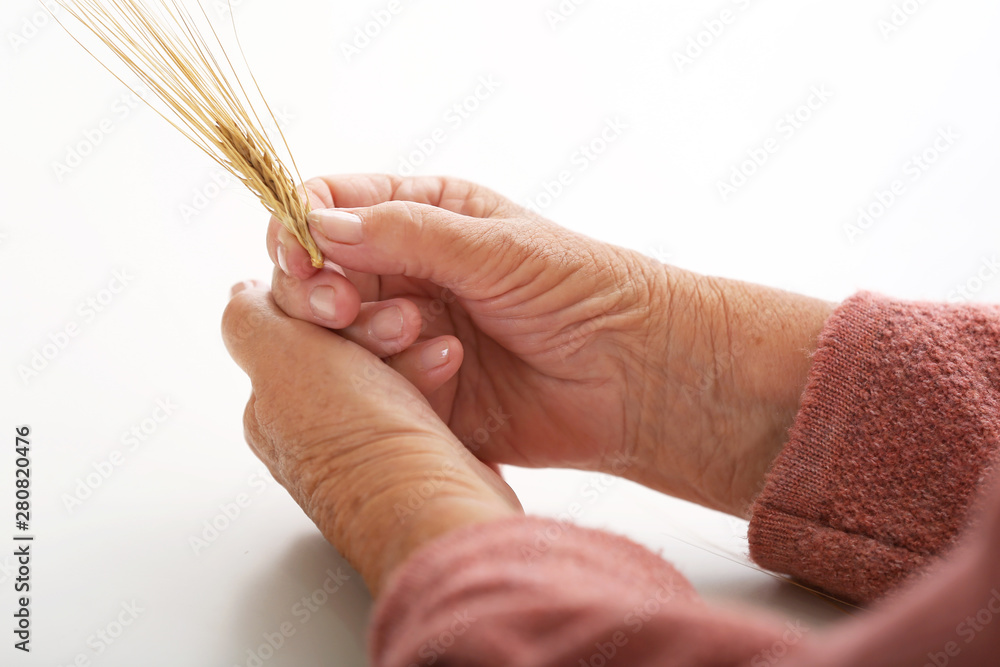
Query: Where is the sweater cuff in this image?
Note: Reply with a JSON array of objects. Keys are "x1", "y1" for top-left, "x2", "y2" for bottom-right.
[
  {"x1": 368, "y1": 516, "x2": 698, "y2": 666},
  {"x1": 749, "y1": 291, "x2": 1000, "y2": 603}
]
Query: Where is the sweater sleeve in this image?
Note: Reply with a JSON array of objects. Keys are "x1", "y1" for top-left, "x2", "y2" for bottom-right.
[
  {"x1": 368, "y1": 516, "x2": 783, "y2": 667},
  {"x1": 367, "y1": 291, "x2": 1000, "y2": 666},
  {"x1": 748, "y1": 291, "x2": 1000, "y2": 603}
]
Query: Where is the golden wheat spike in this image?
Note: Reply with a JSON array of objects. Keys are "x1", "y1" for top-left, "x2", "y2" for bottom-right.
[{"x1": 46, "y1": 0, "x2": 324, "y2": 268}]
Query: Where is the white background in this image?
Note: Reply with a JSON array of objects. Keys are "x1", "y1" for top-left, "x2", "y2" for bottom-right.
[{"x1": 2, "y1": 0, "x2": 999, "y2": 665}]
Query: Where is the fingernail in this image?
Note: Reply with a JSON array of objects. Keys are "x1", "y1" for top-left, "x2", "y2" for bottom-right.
[
  {"x1": 309, "y1": 285, "x2": 337, "y2": 321},
  {"x1": 307, "y1": 209, "x2": 364, "y2": 245},
  {"x1": 370, "y1": 306, "x2": 403, "y2": 341},
  {"x1": 276, "y1": 228, "x2": 293, "y2": 275},
  {"x1": 420, "y1": 339, "x2": 451, "y2": 370}
]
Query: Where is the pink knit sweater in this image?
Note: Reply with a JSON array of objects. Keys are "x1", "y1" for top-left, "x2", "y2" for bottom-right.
[{"x1": 369, "y1": 292, "x2": 1000, "y2": 666}]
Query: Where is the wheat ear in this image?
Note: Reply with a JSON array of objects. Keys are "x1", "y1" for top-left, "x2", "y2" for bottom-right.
[{"x1": 46, "y1": 0, "x2": 324, "y2": 268}]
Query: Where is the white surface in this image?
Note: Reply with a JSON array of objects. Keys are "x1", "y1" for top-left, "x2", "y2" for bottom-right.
[{"x1": 2, "y1": 0, "x2": 998, "y2": 664}]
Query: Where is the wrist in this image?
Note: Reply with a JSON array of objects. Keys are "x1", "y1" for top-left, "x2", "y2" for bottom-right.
[
  {"x1": 628, "y1": 264, "x2": 835, "y2": 516},
  {"x1": 308, "y1": 444, "x2": 521, "y2": 597},
  {"x1": 376, "y1": 496, "x2": 520, "y2": 594}
]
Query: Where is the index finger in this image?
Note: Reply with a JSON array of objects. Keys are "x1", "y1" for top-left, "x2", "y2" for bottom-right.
[{"x1": 270, "y1": 174, "x2": 520, "y2": 282}]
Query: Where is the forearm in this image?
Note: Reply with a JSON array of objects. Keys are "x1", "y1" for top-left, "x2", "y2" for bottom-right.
[{"x1": 625, "y1": 264, "x2": 835, "y2": 516}]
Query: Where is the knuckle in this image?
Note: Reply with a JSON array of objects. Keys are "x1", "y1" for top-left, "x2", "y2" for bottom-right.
[
  {"x1": 242, "y1": 396, "x2": 266, "y2": 453},
  {"x1": 302, "y1": 178, "x2": 332, "y2": 207},
  {"x1": 268, "y1": 268, "x2": 295, "y2": 311},
  {"x1": 377, "y1": 200, "x2": 426, "y2": 254},
  {"x1": 378, "y1": 199, "x2": 417, "y2": 220},
  {"x1": 393, "y1": 176, "x2": 436, "y2": 204},
  {"x1": 221, "y1": 292, "x2": 269, "y2": 348},
  {"x1": 372, "y1": 200, "x2": 421, "y2": 238},
  {"x1": 443, "y1": 176, "x2": 503, "y2": 217},
  {"x1": 221, "y1": 293, "x2": 250, "y2": 342}
]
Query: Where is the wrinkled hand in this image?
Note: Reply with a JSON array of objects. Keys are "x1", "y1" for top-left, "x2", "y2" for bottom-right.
[
  {"x1": 267, "y1": 174, "x2": 667, "y2": 475},
  {"x1": 268, "y1": 174, "x2": 834, "y2": 515},
  {"x1": 222, "y1": 282, "x2": 520, "y2": 595}
]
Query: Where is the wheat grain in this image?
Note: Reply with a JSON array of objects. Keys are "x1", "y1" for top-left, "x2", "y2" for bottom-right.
[{"x1": 46, "y1": 0, "x2": 324, "y2": 267}]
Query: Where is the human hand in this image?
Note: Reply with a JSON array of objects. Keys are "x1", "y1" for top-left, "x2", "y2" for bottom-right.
[
  {"x1": 221, "y1": 282, "x2": 520, "y2": 595},
  {"x1": 268, "y1": 175, "x2": 834, "y2": 515},
  {"x1": 267, "y1": 175, "x2": 665, "y2": 472}
]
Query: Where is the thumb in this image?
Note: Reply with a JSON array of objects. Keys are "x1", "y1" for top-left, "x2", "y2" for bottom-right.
[
  {"x1": 222, "y1": 282, "x2": 357, "y2": 385},
  {"x1": 306, "y1": 201, "x2": 530, "y2": 294}
]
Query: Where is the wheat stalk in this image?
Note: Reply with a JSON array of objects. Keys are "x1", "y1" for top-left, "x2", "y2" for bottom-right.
[{"x1": 45, "y1": 0, "x2": 325, "y2": 267}]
